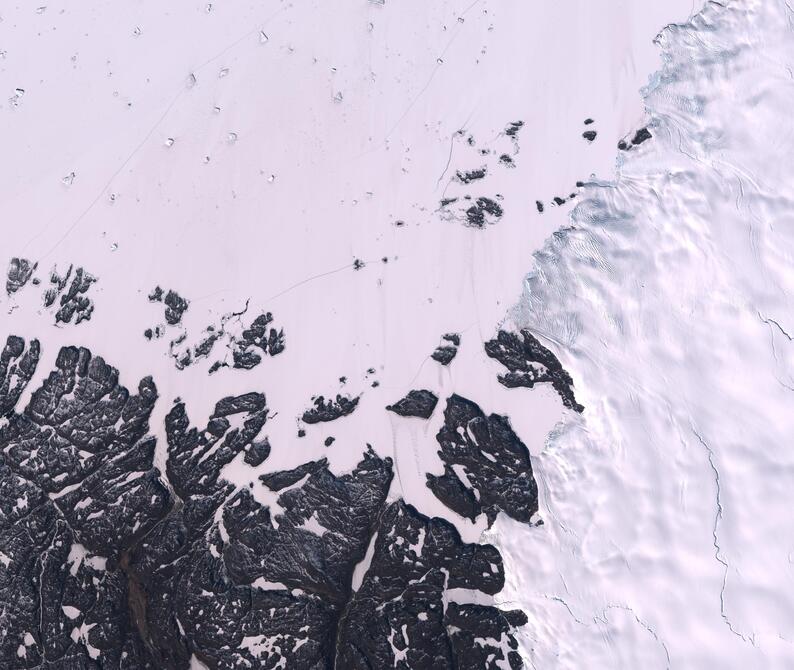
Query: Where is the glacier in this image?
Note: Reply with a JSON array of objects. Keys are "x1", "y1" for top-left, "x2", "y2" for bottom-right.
[
  {"x1": 3, "y1": 0, "x2": 791, "y2": 667},
  {"x1": 493, "y1": 0, "x2": 794, "y2": 667}
]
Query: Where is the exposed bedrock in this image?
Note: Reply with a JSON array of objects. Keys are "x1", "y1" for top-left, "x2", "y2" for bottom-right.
[
  {"x1": 427, "y1": 394, "x2": 539, "y2": 526},
  {"x1": 386, "y1": 389, "x2": 439, "y2": 419},
  {"x1": 0, "y1": 335, "x2": 531, "y2": 669},
  {"x1": 485, "y1": 328, "x2": 584, "y2": 412},
  {"x1": 335, "y1": 500, "x2": 527, "y2": 669}
]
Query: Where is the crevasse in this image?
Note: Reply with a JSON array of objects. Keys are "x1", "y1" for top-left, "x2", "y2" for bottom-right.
[{"x1": 495, "y1": 1, "x2": 794, "y2": 667}]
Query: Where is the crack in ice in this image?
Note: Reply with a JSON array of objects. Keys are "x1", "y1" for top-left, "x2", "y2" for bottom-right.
[
  {"x1": 600, "y1": 604, "x2": 671, "y2": 669},
  {"x1": 759, "y1": 312, "x2": 794, "y2": 341},
  {"x1": 691, "y1": 426, "x2": 751, "y2": 644}
]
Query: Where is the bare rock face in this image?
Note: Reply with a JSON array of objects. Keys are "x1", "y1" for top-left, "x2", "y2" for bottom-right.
[
  {"x1": 0, "y1": 337, "x2": 167, "y2": 667},
  {"x1": 431, "y1": 332, "x2": 461, "y2": 365},
  {"x1": 427, "y1": 394, "x2": 539, "y2": 526},
  {"x1": 485, "y1": 328, "x2": 584, "y2": 412},
  {"x1": 40, "y1": 265, "x2": 98, "y2": 325},
  {"x1": 386, "y1": 389, "x2": 438, "y2": 419},
  {"x1": 0, "y1": 337, "x2": 532, "y2": 669},
  {"x1": 148, "y1": 286, "x2": 190, "y2": 325},
  {"x1": 164, "y1": 290, "x2": 190, "y2": 325},
  {"x1": 301, "y1": 393, "x2": 360, "y2": 424},
  {"x1": 335, "y1": 500, "x2": 527, "y2": 669},
  {"x1": 618, "y1": 125, "x2": 652, "y2": 150},
  {"x1": 6, "y1": 257, "x2": 36, "y2": 295}
]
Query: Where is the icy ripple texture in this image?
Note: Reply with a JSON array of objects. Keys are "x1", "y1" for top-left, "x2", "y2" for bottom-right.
[{"x1": 496, "y1": 1, "x2": 794, "y2": 667}]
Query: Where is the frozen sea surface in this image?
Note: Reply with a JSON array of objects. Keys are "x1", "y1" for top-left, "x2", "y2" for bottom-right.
[{"x1": 493, "y1": 0, "x2": 794, "y2": 667}]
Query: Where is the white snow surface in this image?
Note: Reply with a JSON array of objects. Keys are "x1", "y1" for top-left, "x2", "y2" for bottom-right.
[
  {"x1": 11, "y1": 0, "x2": 789, "y2": 668},
  {"x1": 0, "y1": 0, "x2": 693, "y2": 539},
  {"x1": 492, "y1": 0, "x2": 794, "y2": 667}
]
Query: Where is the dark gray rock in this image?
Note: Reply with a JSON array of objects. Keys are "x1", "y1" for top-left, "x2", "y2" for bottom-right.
[
  {"x1": 335, "y1": 500, "x2": 526, "y2": 669},
  {"x1": 0, "y1": 339, "x2": 168, "y2": 667},
  {"x1": 6, "y1": 257, "x2": 36, "y2": 295},
  {"x1": 431, "y1": 346, "x2": 457, "y2": 365},
  {"x1": 427, "y1": 394, "x2": 538, "y2": 526},
  {"x1": 164, "y1": 290, "x2": 189, "y2": 325},
  {"x1": 0, "y1": 335, "x2": 40, "y2": 415},
  {"x1": 632, "y1": 126, "x2": 652, "y2": 145},
  {"x1": 41, "y1": 265, "x2": 97, "y2": 324},
  {"x1": 302, "y1": 394, "x2": 360, "y2": 424},
  {"x1": 484, "y1": 328, "x2": 584, "y2": 412},
  {"x1": 618, "y1": 126, "x2": 652, "y2": 150},
  {"x1": 465, "y1": 196, "x2": 504, "y2": 228},
  {"x1": 229, "y1": 312, "x2": 285, "y2": 369},
  {"x1": 260, "y1": 459, "x2": 327, "y2": 491},
  {"x1": 426, "y1": 465, "x2": 481, "y2": 522},
  {"x1": 243, "y1": 438, "x2": 271, "y2": 466},
  {"x1": 442, "y1": 332, "x2": 460, "y2": 346},
  {"x1": 165, "y1": 392, "x2": 268, "y2": 497},
  {"x1": 504, "y1": 120, "x2": 524, "y2": 137},
  {"x1": 0, "y1": 337, "x2": 530, "y2": 669},
  {"x1": 386, "y1": 389, "x2": 438, "y2": 419},
  {"x1": 446, "y1": 602, "x2": 528, "y2": 670},
  {"x1": 431, "y1": 333, "x2": 461, "y2": 365},
  {"x1": 456, "y1": 167, "x2": 487, "y2": 184},
  {"x1": 146, "y1": 285, "x2": 189, "y2": 325}
]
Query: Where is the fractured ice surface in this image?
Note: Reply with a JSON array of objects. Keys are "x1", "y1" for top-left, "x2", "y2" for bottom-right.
[
  {"x1": 0, "y1": 0, "x2": 720, "y2": 666},
  {"x1": 495, "y1": 1, "x2": 794, "y2": 667}
]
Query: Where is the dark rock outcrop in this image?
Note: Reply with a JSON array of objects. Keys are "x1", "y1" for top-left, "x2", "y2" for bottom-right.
[
  {"x1": 164, "y1": 290, "x2": 189, "y2": 325},
  {"x1": 456, "y1": 167, "x2": 487, "y2": 184},
  {"x1": 42, "y1": 265, "x2": 97, "y2": 324},
  {"x1": 431, "y1": 333, "x2": 460, "y2": 366},
  {"x1": 148, "y1": 286, "x2": 189, "y2": 325},
  {"x1": 6, "y1": 257, "x2": 36, "y2": 295},
  {"x1": 386, "y1": 389, "x2": 438, "y2": 419},
  {"x1": 335, "y1": 500, "x2": 527, "y2": 669},
  {"x1": 0, "y1": 337, "x2": 531, "y2": 669},
  {"x1": 0, "y1": 338, "x2": 167, "y2": 667},
  {"x1": 302, "y1": 394, "x2": 360, "y2": 424},
  {"x1": 151, "y1": 299, "x2": 286, "y2": 374},
  {"x1": 504, "y1": 120, "x2": 524, "y2": 137},
  {"x1": 618, "y1": 126, "x2": 652, "y2": 150},
  {"x1": 484, "y1": 328, "x2": 584, "y2": 412},
  {"x1": 427, "y1": 394, "x2": 538, "y2": 526},
  {"x1": 465, "y1": 196, "x2": 504, "y2": 228},
  {"x1": 230, "y1": 312, "x2": 285, "y2": 369}
]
